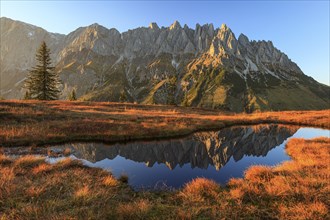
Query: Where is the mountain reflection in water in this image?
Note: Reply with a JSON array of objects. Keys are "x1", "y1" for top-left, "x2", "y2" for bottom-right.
[{"x1": 58, "y1": 124, "x2": 298, "y2": 170}]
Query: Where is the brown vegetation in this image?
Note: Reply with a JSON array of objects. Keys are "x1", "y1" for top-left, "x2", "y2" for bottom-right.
[
  {"x1": 0, "y1": 100, "x2": 329, "y2": 218},
  {"x1": 0, "y1": 100, "x2": 329, "y2": 147},
  {"x1": 227, "y1": 137, "x2": 330, "y2": 219},
  {"x1": 1, "y1": 137, "x2": 329, "y2": 219}
]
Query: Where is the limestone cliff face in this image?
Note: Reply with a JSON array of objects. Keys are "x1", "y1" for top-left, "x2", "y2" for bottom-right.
[
  {"x1": 1, "y1": 17, "x2": 328, "y2": 111},
  {"x1": 57, "y1": 124, "x2": 298, "y2": 170}
]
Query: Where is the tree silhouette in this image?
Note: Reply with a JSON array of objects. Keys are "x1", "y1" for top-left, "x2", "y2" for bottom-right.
[
  {"x1": 119, "y1": 90, "x2": 127, "y2": 102},
  {"x1": 68, "y1": 88, "x2": 77, "y2": 101},
  {"x1": 24, "y1": 41, "x2": 61, "y2": 100}
]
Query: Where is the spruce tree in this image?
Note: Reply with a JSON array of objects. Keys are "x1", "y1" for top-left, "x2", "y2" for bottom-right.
[
  {"x1": 119, "y1": 90, "x2": 127, "y2": 102},
  {"x1": 68, "y1": 88, "x2": 77, "y2": 101},
  {"x1": 23, "y1": 91, "x2": 31, "y2": 100},
  {"x1": 24, "y1": 41, "x2": 61, "y2": 100},
  {"x1": 167, "y1": 76, "x2": 177, "y2": 105}
]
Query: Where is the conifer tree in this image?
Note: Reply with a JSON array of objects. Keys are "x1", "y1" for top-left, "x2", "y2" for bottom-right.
[
  {"x1": 24, "y1": 41, "x2": 61, "y2": 100},
  {"x1": 119, "y1": 90, "x2": 127, "y2": 102},
  {"x1": 68, "y1": 88, "x2": 77, "y2": 101},
  {"x1": 182, "y1": 92, "x2": 189, "y2": 107},
  {"x1": 167, "y1": 76, "x2": 177, "y2": 105},
  {"x1": 23, "y1": 91, "x2": 31, "y2": 100}
]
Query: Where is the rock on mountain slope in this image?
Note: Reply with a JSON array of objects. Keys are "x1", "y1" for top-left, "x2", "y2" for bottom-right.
[{"x1": 1, "y1": 17, "x2": 329, "y2": 112}]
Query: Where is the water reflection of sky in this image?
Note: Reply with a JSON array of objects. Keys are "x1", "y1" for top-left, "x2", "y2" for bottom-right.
[
  {"x1": 217, "y1": 127, "x2": 330, "y2": 186},
  {"x1": 292, "y1": 127, "x2": 329, "y2": 139},
  {"x1": 46, "y1": 127, "x2": 330, "y2": 189}
]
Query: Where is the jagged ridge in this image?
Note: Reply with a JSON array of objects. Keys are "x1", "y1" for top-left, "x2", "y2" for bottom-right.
[{"x1": 1, "y1": 17, "x2": 329, "y2": 111}]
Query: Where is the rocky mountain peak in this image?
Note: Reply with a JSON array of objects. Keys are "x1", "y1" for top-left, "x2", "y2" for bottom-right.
[
  {"x1": 85, "y1": 23, "x2": 109, "y2": 34},
  {"x1": 169, "y1": 20, "x2": 181, "y2": 30},
  {"x1": 220, "y1": 23, "x2": 229, "y2": 31},
  {"x1": 207, "y1": 23, "x2": 215, "y2": 36},
  {"x1": 149, "y1": 22, "x2": 159, "y2": 30},
  {"x1": 218, "y1": 23, "x2": 235, "y2": 40},
  {"x1": 238, "y1": 33, "x2": 250, "y2": 46},
  {"x1": 90, "y1": 23, "x2": 101, "y2": 28},
  {"x1": 208, "y1": 23, "x2": 237, "y2": 56}
]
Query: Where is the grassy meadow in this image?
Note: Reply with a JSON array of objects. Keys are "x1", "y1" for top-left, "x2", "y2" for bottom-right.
[
  {"x1": 0, "y1": 100, "x2": 329, "y2": 219},
  {"x1": 0, "y1": 100, "x2": 329, "y2": 147}
]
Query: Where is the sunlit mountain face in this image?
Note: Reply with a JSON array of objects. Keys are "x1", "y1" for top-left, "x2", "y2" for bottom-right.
[{"x1": 1, "y1": 17, "x2": 329, "y2": 112}]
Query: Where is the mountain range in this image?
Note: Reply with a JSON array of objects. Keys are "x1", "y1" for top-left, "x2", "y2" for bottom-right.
[{"x1": 1, "y1": 17, "x2": 329, "y2": 112}]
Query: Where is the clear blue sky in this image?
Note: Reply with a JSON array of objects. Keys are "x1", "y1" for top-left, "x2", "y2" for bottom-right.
[{"x1": 1, "y1": 1, "x2": 329, "y2": 85}]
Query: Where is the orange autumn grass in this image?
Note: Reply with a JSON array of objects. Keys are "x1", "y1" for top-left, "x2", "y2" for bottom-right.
[
  {"x1": 1, "y1": 137, "x2": 329, "y2": 219},
  {"x1": 0, "y1": 100, "x2": 329, "y2": 147},
  {"x1": 227, "y1": 137, "x2": 330, "y2": 219}
]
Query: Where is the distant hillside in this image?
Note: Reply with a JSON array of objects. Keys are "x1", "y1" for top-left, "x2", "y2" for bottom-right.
[{"x1": 1, "y1": 17, "x2": 329, "y2": 112}]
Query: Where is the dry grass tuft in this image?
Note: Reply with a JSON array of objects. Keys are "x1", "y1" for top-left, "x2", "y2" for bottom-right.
[
  {"x1": 0, "y1": 167, "x2": 15, "y2": 184},
  {"x1": 180, "y1": 178, "x2": 220, "y2": 203},
  {"x1": 103, "y1": 176, "x2": 119, "y2": 187},
  {"x1": 54, "y1": 157, "x2": 83, "y2": 169},
  {"x1": 244, "y1": 165, "x2": 274, "y2": 183},
  {"x1": 14, "y1": 155, "x2": 45, "y2": 168},
  {"x1": 0, "y1": 154, "x2": 12, "y2": 165},
  {"x1": 116, "y1": 199, "x2": 151, "y2": 219},
  {"x1": 26, "y1": 185, "x2": 45, "y2": 197},
  {"x1": 279, "y1": 202, "x2": 328, "y2": 220},
  {"x1": 176, "y1": 209, "x2": 193, "y2": 220},
  {"x1": 227, "y1": 178, "x2": 244, "y2": 187},
  {"x1": 264, "y1": 176, "x2": 292, "y2": 196},
  {"x1": 274, "y1": 160, "x2": 301, "y2": 172},
  {"x1": 229, "y1": 187, "x2": 245, "y2": 200},
  {"x1": 75, "y1": 185, "x2": 90, "y2": 198},
  {"x1": 32, "y1": 163, "x2": 53, "y2": 175}
]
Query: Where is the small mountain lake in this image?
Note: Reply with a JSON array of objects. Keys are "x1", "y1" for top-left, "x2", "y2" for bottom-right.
[{"x1": 3, "y1": 124, "x2": 329, "y2": 190}]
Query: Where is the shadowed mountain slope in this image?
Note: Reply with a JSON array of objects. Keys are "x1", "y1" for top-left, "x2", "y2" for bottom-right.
[{"x1": 1, "y1": 17, "x2": 329, "y2": 111}]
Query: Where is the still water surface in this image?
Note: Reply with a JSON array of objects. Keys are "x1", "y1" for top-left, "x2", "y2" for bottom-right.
[{"x1": 7, "y1": 124, "x2": 330, "y2": 189}]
